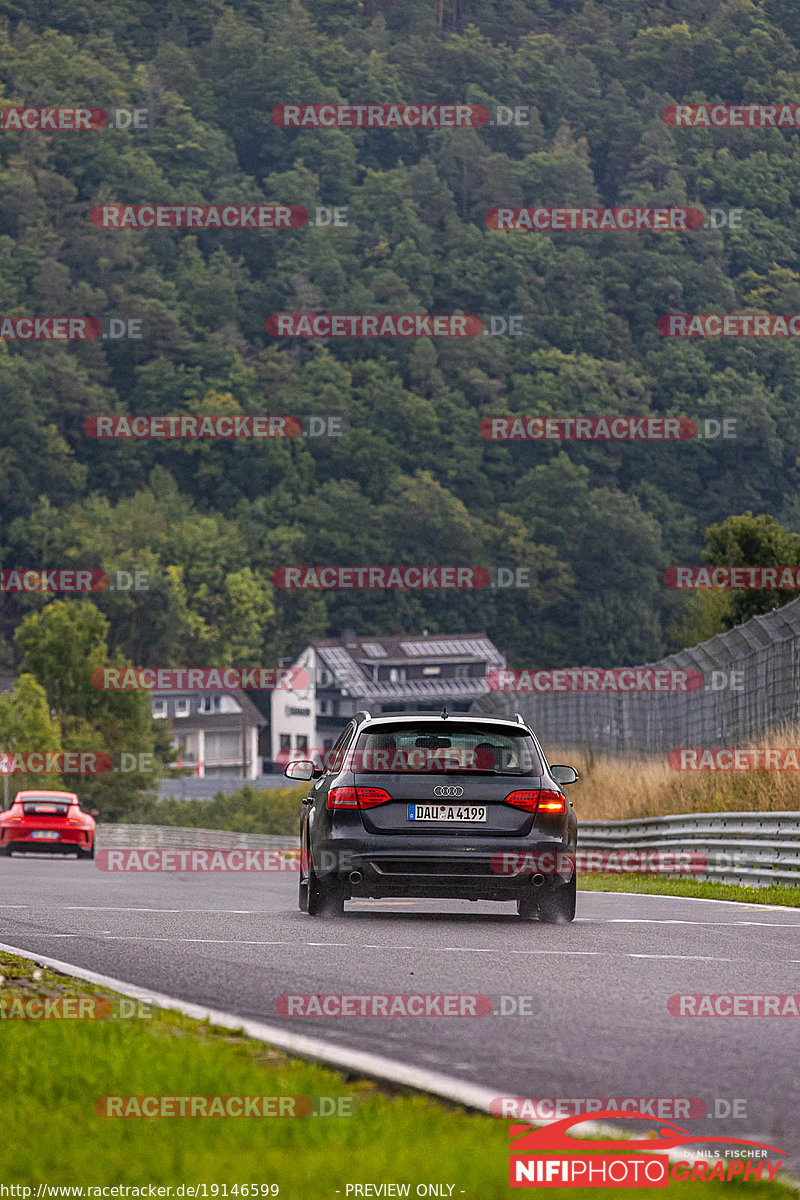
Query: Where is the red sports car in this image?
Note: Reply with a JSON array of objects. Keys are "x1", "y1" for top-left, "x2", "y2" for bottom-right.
[{"x1": 0, "y1": 790, "x2": 98, "y2": 859}]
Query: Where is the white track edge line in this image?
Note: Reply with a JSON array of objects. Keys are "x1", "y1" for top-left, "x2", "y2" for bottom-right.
[
  {"x1": 578, "y1": 890, "x2": 800, "y2": 911},
  {"x1": 0, "y1": 939, "x2": 796, "y2": 1188}
]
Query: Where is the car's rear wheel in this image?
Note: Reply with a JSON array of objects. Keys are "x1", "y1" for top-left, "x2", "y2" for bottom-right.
[
  {"x1": 516, "y1": 890, "x2": 539, "y2": 920},
  {"x1": 537, "y1": 876, "x2": 576, "y2": 924},
  {"x1": 78, "y1": 841, "x2": 95, "y2": 860},
  {"x1": 0, "y1": 844, "x2": 11, "y2": 857},
  {"x1": 298, "y1": 866, "x2": 309, "y2": 912},
  {"x1": 306, "y1": 867, "x2": 345, "y2": 917}
]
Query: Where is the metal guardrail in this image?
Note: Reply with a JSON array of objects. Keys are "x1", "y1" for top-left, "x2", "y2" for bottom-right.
[
  {"x1": 97, "y1": 814, "x2": 799, "y2": 887},
  {"x1": 97, "y1": 824, "x2": 299, "y2": 850},
  {"x1": 580, "y1": 811, "x2": 800, "y2": 887}
]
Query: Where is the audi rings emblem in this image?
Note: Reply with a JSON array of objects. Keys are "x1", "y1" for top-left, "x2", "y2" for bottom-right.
[{"x1": 433, "y1": 785, "x2": 464, "y2": 798}]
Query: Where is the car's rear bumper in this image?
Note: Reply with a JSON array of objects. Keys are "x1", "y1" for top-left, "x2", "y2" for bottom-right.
[
  {"x1": 310, "y1": 833, "x2": 576, "y2": 899},
  {"x1": 0, "y1": 828, "x2": 92, "y2": 852}
]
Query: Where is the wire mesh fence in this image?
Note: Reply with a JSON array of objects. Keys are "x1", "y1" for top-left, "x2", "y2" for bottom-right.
[{"x1": 473, "y1": 596, "x2": 800, "y2": 756}]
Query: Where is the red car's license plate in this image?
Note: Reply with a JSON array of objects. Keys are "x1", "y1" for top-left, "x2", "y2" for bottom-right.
[{"x1": 30, "y1": 830, "x2": 60, "y2": 840}]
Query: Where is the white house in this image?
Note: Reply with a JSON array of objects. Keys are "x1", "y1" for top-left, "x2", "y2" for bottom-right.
[
  {"x1": 270, "y1": 631, "x2": 506, "y2": 768},
  {"x1": 152, "y1": 688, "x2": 266, "y2": 779}
]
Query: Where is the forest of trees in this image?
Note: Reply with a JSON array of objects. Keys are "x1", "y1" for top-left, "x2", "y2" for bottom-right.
[{"x1": 2, "y1": 0, "x2": 800, "y2": 704}]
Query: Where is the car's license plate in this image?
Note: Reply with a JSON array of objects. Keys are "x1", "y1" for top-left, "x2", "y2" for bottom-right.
[
  {"x1": 408, "y1": 804, "x2": 487, "y2": 822},
  {"x1": 30, "y1": 830, "x2": 60, "y2": 840}
]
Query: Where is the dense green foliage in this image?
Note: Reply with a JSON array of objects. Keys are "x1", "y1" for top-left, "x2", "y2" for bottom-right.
[
  {"x1": 128, "y1": 782, "x2": 306, "y2": 833},
  {"x1": 2, "y1": 0, "x2": 800, "y2": 674},
  {"x1": 0, "y1": 602, "x2": 174, "y2": 812}
]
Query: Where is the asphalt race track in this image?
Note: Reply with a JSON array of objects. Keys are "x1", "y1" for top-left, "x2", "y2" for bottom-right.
[{"x1": 2, "y1": 856, "x2": 798, "y2": 1170}]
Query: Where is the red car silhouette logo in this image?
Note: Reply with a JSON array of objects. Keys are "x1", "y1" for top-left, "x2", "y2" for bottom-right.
[{"x1": 510, "y1": 1110, "x2": 784, "y2": 1157}]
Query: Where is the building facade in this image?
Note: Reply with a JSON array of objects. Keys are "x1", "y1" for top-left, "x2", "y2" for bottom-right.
[
  {"x1": 269, "y1": 632, "x2": 505, "y2": 769},
  {"x1": 152, "y1": 689, "x2": 265, "y2": 779}
]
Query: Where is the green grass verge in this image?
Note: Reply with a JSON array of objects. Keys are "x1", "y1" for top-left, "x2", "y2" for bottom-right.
[
  {"x1": 0, "y1": 953, "x2": 796, "y2": 1197},
  {"x1": 578, "y1": 874, "x2": 800, "y2": 906}
]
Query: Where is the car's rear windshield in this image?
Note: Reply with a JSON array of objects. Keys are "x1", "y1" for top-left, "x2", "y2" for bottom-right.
[{"x1": 350, "y1": 723, "x2": 542, "y2": 775}]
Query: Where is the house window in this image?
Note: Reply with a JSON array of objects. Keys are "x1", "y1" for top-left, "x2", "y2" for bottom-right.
[
  {"x1": 199, "y1": 696, "x2": 220, "y2": 713},
  {"x1": 296, "y1": 735, "x2": 309, "y2": 752},
  {"x1": 323, "y1": 738, "x2": 334, "y2": 752},
  {"x1": 454, "y1": 664, "x2": 470, "y2": 678},
  {"x1": 175, "y1": 698, "x2": 190, "y2": 716},
  {"x1": 153, "y1": 699, "x2": 167, "y2": 718},
  {"x1": 318, "y1": 699, "x2": 329, "y2": 715},
  {"x1": 204, "y1": 731, "x2": 240, "y2": 761},
  {"x1": 389, "y1": 667, "x2": 406, "y2": 683},
  {"x1": 422, "y1": 665, "x2": 440, "y2": 676},
  {"x1": 279, "y1": 734, "x2": 291, "y2": 752}
]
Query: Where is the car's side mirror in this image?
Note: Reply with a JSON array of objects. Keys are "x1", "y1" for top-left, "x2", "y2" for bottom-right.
[
  {"x1": 284, "y1": 760, "x2": 315, "y2": 781},
  {"x1": 550, "y1": 764, "x2": 579, "y2": 785},
  {"x1": 90, "y1": 809, "x2": 100, "y2": 818}
]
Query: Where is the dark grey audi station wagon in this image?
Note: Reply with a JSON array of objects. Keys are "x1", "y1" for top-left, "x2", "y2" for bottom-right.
[{"x1": 286, "y1": 710, "x2": 579, "y2": 922}]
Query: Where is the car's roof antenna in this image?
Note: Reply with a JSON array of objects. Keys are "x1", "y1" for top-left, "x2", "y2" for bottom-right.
[{"x1": 440, "y1": 706, "x2": 449, "y2": 720}]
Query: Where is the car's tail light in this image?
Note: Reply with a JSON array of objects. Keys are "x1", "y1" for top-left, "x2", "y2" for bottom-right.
[
  {"x1": 327, "y1": 787, "x2": 359, "y2": 809},
  {"x1": 327, "y1": 786, "x2": 393, "y2": 809},
  {"x1": 67, "y1": 815, "x2": 84, "y2": 825},
  {"x1": 504, "y1": 789, "x2": 566, "y2": 815},
  {"x1": 356, "y1": 787, "x2": 392, "y2": 809},
  {"x1": 504, "y1": 790, "x2": 540, "y2": 813},
  {"x1": 536, "y1": 790, "x2": 567, "y2": 814},
  {"x1": 3, "y1": 809, "x2": 22, "y2": 823}
]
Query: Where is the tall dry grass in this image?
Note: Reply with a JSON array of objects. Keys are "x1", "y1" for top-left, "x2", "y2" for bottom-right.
[{"x1": 546, "y1": 725, "x2": 800, "y2": 821}]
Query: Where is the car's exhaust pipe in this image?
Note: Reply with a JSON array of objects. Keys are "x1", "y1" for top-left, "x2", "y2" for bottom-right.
[
  {"x1": 349, "y1": 870, "x2": 363, "y2": 885},
  {"x1": 530, "y1": 873, "x2": 545, "y2": 887}
]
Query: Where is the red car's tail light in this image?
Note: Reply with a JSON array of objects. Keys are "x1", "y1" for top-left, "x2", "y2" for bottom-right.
[
  {"x1": 327, "y1": 787, "x2": 359, "y2": 809},
  {"x1": 504, "y1": 789, "x2": 566, "y2": 815},
  {"x1": 356, "y1": 787, "x2": 392, "y2": 809},
  {"x1": 3, "y1": 809, "x2": 22, "y2": 823}
]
